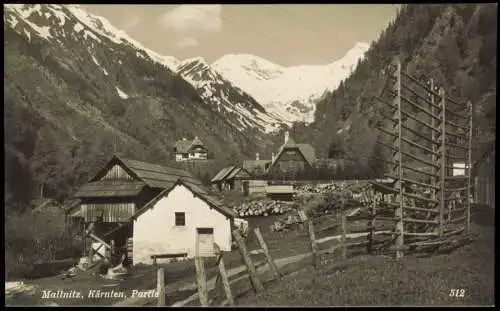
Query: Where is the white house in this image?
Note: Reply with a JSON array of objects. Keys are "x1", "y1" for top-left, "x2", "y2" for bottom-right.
[
  {"x1": 174, "y1": 137, "x2": 208, "y2": 162},
  {"x1": 131, "y1": 180, "x2": 235, "y2": 265}
]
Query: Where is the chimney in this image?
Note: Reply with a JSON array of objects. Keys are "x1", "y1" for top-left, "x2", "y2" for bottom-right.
[
  {"x1": 272, "y1": 152, "x2": 276, "y2": 162},
  {"x1": 256, "y1": 153, "x2": 260, "y2": 161},
  {"x1": 284, "y1": 131, "x2": 289, "y2": 144}
]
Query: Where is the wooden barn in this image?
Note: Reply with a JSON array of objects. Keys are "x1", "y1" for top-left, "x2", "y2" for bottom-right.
[
  {"x1": 69, "y1": 155, "x2": 234, "y2": 265},
  {"x1": 267, "y1": 131, "x2": 316, "y2": 179},
  {"x1": 174, "y1": 136, "x2": 208, "y2": 162},
  {"x1": 473, "y1": 144, "x2": 495, "y2": 208},
  {"x1": 211, "y1": 165, "x2": 251, "y2": 193}
]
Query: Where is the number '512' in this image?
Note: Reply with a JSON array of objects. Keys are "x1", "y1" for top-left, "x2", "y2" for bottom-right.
[{"x1": 449, "y1": 289, "x2": 466, "y2": 297}]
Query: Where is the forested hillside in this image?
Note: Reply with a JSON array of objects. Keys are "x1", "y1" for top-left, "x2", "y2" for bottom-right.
[
  {"x1": 292, "y1": 4, "x2": 496, "y2": 174},
  {"x1": 4, "y1": 5, "x2": 277, "y2": 210}
]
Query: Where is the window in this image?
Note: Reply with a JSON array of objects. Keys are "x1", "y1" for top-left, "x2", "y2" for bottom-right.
[{"x1": 175, "y1": 212, "x2": 185, "y2": 226}]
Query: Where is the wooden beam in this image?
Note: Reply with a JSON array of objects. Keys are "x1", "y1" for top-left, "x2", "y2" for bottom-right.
[
  {"x1": 395, "y1": 57, "x2": 404, "y2": 260},
  {"x1": 340, "y1": 208, "x2": 347, "y2": 260},
  {"x1": 253, "y1": 227, "x2": 281, "y2": 280},
  {"x1": 466, "y1": 101, "x2": 473, "y2": 234},
  {"x1": 307, "y1": 218, "x2": 319, "y2": 270},
  {"x1": 401, "y1": 136, "x2": 440, "y2": 156},
  {"x1": 232, "y1": 230, "x2": 264, "y2": 292},
  {"x1": 213, "y1": 243, "x2": 234, "y2": 306},
  {"x1": 438, "y1": 88, "x2": 447, "y2": 237},
  {"x1": 157, "y1": 268, "x2": 165, "y2": 306},
  {"x1": 195, "y1": 235, "x2": 208, "y2": 307}
]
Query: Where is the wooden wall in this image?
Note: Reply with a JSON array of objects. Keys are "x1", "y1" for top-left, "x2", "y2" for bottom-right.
[
  {"x1": 81, "y1": 202, "x2": 135, "y2": 222},
  {"x1": 474, "y1": 150, "x2": 495, "y2": 208}
]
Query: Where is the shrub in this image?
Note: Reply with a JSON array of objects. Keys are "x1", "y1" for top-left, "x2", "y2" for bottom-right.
[{"x1": 5, "y1": 209, "x2": 83, "y2": 280}]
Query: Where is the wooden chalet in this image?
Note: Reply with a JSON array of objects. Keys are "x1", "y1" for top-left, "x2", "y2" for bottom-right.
[
  {"x1": 70, "y1": 155, "x2": 231, "y2": 264},
  {"x1": 266, "y1": 131, "x2": 316, "y2": 179},
  {"x1": 174, "y1": 136, "x2": 208, "y2": 161},
  {"x1": 211, "y1": 165, "x2": 251, "y2": 194}
]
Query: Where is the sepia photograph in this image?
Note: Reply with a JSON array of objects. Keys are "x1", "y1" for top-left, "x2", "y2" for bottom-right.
[{"x1": 4, "y1": 3, "x2": 495, "y2": 307}]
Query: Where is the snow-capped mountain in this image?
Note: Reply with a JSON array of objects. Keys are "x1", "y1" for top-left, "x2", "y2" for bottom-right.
[
  {"x1": 211, "y1": 43, "x2": 370, "y2": 124},
  {"x1": 175, "y1": 57, "x2": 283, "y2": 133},
  {"x1": 3, "y1": 4, "x2": 284, "y2": 136},
  {"x1": 4, "y1": 4, "x2": 277, "y2": 165}
]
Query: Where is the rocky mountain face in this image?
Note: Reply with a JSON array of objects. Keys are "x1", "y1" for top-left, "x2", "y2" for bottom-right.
[
  {"x1": 175, "y1": 57, "x2": 284, "y2": 133},
  {"x1": 3, "y1": 4, "x2": 278, "y2": 204}
]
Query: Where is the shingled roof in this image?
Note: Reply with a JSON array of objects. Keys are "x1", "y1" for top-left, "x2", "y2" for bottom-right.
[
  {"x1": 211, "y1": 166, "x2": 237, "y2": 183},
  {"x1": 211, "y1": 166, "x2": 251, "y2": 183},
  {"x1": 242, "y1": 160, "x2": 271, "y2": 174},
  {"x1": 270, "y1": 137, "x2": 316, "y2": 167},
  {"x1": 74, "y1": 155, "x2": 204, "y2": 198},
  {"x1": 174, "y1": 137, "x2": 206, "y2": 154}
]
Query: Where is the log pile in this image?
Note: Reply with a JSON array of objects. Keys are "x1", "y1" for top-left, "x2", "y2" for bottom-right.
[
  {"x1": 271, "y1": 183, "x2": 376, "y2": 232},
  {"x1": 232, "y1": 199, "x2": 295, "y2": 217}
]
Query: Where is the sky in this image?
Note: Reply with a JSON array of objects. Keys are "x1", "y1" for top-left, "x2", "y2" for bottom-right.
[{"x1": 83, "y1": 4, "x2": 400, "y2": 67}]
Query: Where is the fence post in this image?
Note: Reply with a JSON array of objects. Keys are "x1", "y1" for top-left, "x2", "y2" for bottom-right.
[
  {"x1": 157, "y1": 268, "x2": 165, "y2": 306},
  {"x1": 253, "y1": 227, "x2": 281, "y2": 280},
  {"x1": 307, "y1": 218, "x2": 319, "y2": 269},
  {"x1": 438, "y1": 88, "x2": 447, "y2": 237},
  {"x1": 366, "y1": 190, "x2": 376, "y2": 254},
  {"x1": 393, "y1": 57, "x2": 404, "y2": 259},
  {"x1": 195, "y1": 236, "x2": 209, "y2": 307},
  {"x1": 429, "y1": 78, "x2": 439, "y2": 233},
  {"x1": 232, "y1": 230, "x2": 264, "y2": 292},
  {"x1": 466, "y1": 101, "x2": 473, "y2": 233},
  {"x1": 340, "y1": 207, "x2": 347, "y2": 260},
  {"x1": 214, "y1": 243, "x2": 234, "y2": 306}
]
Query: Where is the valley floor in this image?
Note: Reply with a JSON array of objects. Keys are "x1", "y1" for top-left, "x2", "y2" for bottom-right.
[
  {"x1": 235, "y1": 210, "x2": 495, "y2": 307},
  {"x1": 5, "y1": 207, "x2": 494, "y2": 307}
]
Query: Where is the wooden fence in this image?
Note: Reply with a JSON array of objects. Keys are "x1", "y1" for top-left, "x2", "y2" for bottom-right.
[{"x1": 370, "y1": 56, "x2": 474, "y2": 258}]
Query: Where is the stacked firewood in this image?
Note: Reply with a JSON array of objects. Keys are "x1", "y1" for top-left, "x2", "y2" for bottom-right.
[
  {"x1": 270, "y1": 183, "x2": 376, "y2": 232},
  {"x1": 232, "y1": 200, "x2": 295, "y2": 217}
]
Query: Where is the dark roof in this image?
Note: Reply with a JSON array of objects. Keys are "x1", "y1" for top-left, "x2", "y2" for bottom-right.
[
  {"x1": 211, "y1": 166, "x2": 237, "y2": 183},
  {"x1": 75, "y1": 155, "x2": 205, "y2": 198},
  {"x1": 174, "y1": 137, "x2": 206, "y2": 154},
  {"x1": 296, "y1": 144, "x2": 316, "y2": 165},
  {"x1": 132, "y1": 179, "x2": 236, "y2": 220},
  {"x1": 270, "y1": 137, "x2": 316, "y2": 167},
  {"x1": 243, "y1": 160, "x2": 270, "y2": 173},
  {"x1": 119, "y1": 157, "x2": 204, "y2": 188},
  {"x1": 226, "y1": 167, "x2": 251, "y2": 180},
  {"x1": 74, "y1": 180, "x2": 146, "y2": 198}
]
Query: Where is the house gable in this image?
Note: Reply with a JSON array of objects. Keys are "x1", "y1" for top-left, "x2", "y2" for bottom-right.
[
  {"x1": 132, "y1": 183, "x2": 232, "y2": 262},
  {"x1": 269, "y1": 146, "x2": 312, "y2": 172},
  {"x1": 90, "y1": 156, "x2": 141, "y2": 183}
]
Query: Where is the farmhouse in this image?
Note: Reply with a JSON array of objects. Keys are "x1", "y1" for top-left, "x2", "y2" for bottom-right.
[
  {"x1": 70, "y1": 155, "x2": 235, "y2": 265},
  {"x1": 211, "y1": 165, "x2": 251, "y2": 193},
  {"x1": 174, "y1": 136, "x2": 208, "y2": 161},
  {"x1": 266, "y1": 131, "x2": 316, "y2": 179}
]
